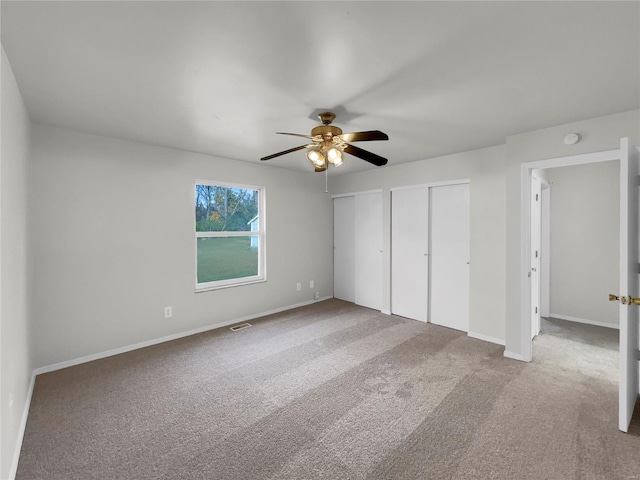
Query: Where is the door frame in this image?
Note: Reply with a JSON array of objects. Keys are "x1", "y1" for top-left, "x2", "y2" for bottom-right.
[{"x1": 519, "y1": 148, "x2": 620, "y2": 361}]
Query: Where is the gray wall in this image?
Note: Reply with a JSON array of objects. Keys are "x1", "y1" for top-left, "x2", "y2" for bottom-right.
[
  {"x1": 330, "y1": 145, "x2": 507, "y2": 343},
  {"x1": 1, "y1": 47, "x2": 33, "y2": 480},
  {"x1": 29, "y1": 125, "x2": 334, "y2": 368},
  {"x1": 505, "y1": 109, "x2": 640, "y2": 356},
  {"x1": 546, "y1": 162, "x2": 620, "y2": 327}
]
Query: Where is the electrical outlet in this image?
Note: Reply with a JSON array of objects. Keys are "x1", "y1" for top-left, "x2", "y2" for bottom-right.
[
  {"x1": 164, "y1": 306, "x2": 173, "y2": 318},
  {"x1": 310, "y1": 280, "x2": 314, "y2": 288},
  {"x1": 315, "y1": 292, "x2": 320, "y2": 300},
  {"x1": 296, "y1": 282, "x2": 301, "y2": 291}
]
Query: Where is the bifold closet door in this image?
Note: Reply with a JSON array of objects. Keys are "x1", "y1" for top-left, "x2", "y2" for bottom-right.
[
  {"x1": 429, "y1": 183, "x2": 470, "y2": 332},
  {"x1": 333, "y1": 196, "x2": 355, "y2": 302},
  {"x1": 354, "y1": 193, "x2": 382, "y2": 311},
  {"x1": 391, "y1": 187, "x2": 429, "y2": 322}
]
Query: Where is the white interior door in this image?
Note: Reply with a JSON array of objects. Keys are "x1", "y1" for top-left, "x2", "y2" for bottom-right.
[
  {"x1": 430, "y1": 183, "x2": 470, "y2": 332},
  {"x1": 354, "y1": 193, "x2": 383, "y2": 310},
  {"x1": 530, "y1": 176, "x2": 542, "y2": 339},
  {"x1": 333, "y1": 196, "x2": 355, "y2": 302},
  {"x1": 618, "y1": 137, "x2": 639, "y2": 432},
  {"x1": 391, "y1": 187, "x2": 429, "y2": 321}
]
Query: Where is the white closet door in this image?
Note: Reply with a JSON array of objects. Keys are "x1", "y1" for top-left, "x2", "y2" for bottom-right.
[
  {"x1": 333, "y1": 196, "x2": 355, "y2": 302},
  {"x1": 391, "y1": 187, "x2": 429, "y2": 321},
  {"x1": 354, "y1": 193, "x2": 383, "y2": 310},
  {"x1": 430, "y1": 183, "x2": 470, "y2": 332}
]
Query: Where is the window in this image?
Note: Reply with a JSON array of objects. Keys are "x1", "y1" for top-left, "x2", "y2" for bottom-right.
[{"x1": 195, "y1": 181, "x2": 265, "y2": 291}]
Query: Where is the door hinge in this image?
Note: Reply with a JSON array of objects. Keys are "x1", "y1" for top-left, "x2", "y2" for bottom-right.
[
  {"x1": 535, "y1": 306, "x2": 538, "y2": 314},
  {"x1": 535, "y1": 250, "x2": 538, "y2": 258},
  {"x1": 536, "y1": 194, "x2": 539, "y2": 201}
]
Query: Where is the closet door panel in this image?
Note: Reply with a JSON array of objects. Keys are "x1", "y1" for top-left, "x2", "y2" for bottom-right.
[
  {"x1": 391, "y1": 188, "x2": 429, "y2": 322},
  {"x1": 430, "y1": 183, "x2": 470, "y2": 332},
  {"x1": 333, "y1": 196, "x2": 355, "y2": 302},
  {"x1": 354, "y1": 193, "x2": 383, "y2": 310}
]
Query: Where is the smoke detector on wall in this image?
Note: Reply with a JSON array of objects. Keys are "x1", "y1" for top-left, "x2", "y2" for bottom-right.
[{"x1": 563, "y1": 133, "x2": 580, "y2": 145}]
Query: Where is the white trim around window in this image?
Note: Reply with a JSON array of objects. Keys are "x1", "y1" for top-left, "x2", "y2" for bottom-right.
[{"x1": 194, "y1": 180, "x2": 266, "y2": 292}]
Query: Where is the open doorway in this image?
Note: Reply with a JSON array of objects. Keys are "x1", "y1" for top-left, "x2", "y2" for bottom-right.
[
  {"x1": 530, "y1": 162, "x2": 620, "y2": 383},
  {"x1": 519, "y1": 146, "x2": 621, "y2": 360},
  {"x1": 520, "y1": 138, "x2": 640, "y2": 432}
]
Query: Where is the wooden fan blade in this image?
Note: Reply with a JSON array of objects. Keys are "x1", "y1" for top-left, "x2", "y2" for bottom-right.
[
  {"x1": 314, "y1": 166, "x2": 327, "y2": 173},
  {"x1": 260, "y1": 144, "x2": 309, "y2": 161},
  {"x1": 338, "y1": 130, "x2": 389, "y2": 142},
  {"x1": 276, "y1": 132, "x2": 314, "y2": 139},
  {"x1": 343, "y1": 144, "x2": 388, "y2": 167}
]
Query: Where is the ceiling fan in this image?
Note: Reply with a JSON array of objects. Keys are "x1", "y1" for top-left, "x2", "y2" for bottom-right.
[{"x1": 260, "y1": 112, "x2": 389, "y2": 172}]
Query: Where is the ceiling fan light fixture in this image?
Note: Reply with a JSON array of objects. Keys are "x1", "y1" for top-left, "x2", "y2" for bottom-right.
[
  {"x1": 306, "y1": 148, "x2": 325, "y2": 167},
  {"x1": 327, "y1": 147, "x2": 344, "y2": 166},
  {"x1": 260, "y1": 111, "x2": 389, "y2": 172},
  {"x1": 326, "y1": 147, "x2": 342, "y2": 163}
]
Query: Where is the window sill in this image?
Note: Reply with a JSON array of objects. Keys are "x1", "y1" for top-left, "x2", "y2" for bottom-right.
[{"x1": 195, "y1": 278, "x2": 266, "y2": 293}]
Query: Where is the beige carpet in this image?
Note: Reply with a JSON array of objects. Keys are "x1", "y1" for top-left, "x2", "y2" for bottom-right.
[{"x1": 16, "y1": 300, "x2": 640, "y2": 479}]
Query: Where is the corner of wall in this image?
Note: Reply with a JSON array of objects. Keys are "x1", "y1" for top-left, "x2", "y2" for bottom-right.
[{"x1": 1, "y1": 43, "x2": 36, "y2": 480}]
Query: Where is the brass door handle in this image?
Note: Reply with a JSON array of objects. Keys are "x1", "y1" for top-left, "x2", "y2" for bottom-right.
[
  {"x1": 628, "y1": 296, "x2": 640, "y2": 306},
  {"x1": 608, "y1": 294, "x2": 640, "y2": 305}
]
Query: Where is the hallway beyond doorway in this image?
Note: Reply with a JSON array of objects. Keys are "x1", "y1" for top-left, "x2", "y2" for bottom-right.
[{"x1": 534, "y1": 316, "x2": 618, "y2": 383}]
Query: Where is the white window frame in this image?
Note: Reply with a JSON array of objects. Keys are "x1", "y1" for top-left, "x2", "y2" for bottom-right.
[{"x1": 195, "y1": 180, "x2": 266, "y2": 292}]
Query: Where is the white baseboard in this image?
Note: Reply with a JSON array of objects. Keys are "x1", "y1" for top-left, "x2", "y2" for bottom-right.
[
  {"x1": 381, "y1": 309, "x2": 391, "y2": 315},
  {"x1": 548, "y1": 313, "x2": 618, "y2": 330},
  {"x1": 468, "y1": 331, "x2": 505, "y2": 346},
  {"x1": 9, "y1": 372, "x2": 36, "y2": 480},
  {"x1": 503, "y1": 350, "x2": 527, "y2": 362},
  {"x1": 34, "y1": 296, "x2": 333, "y2": 376}
]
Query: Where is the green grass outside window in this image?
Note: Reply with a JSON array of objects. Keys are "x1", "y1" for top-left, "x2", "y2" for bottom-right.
[{"x1": 197, "y1": 236, "x2": 258, "y2": 283}]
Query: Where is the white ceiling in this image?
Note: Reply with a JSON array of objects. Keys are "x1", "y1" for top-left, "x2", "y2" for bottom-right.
[{"x1": 2, "y1": 1, "x2": 638, "y2": 175}]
